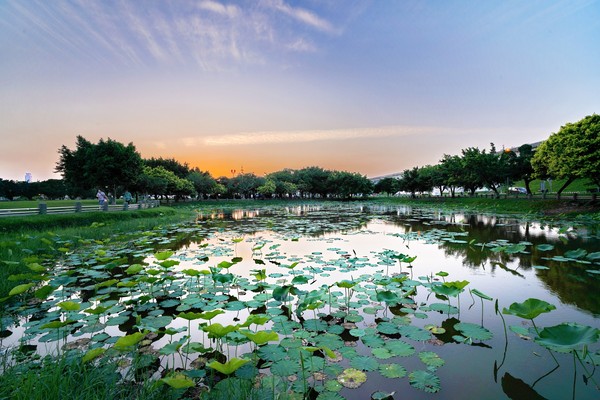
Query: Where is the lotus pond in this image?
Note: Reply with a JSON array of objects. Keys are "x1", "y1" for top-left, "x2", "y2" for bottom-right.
[{"x1": 2, "y1": 202, "x2": 599, "y2": 399}]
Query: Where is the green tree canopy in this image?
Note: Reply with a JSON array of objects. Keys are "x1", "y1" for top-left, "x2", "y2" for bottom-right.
[
  {"x1": 374, "y1": 177, "x2": 399, "y2": 196},
  {"x1": 532, "y1": 114, "x2": 600, "y2": 193},
  {"x1": 56, "y1": 136, "x2": 143, "y2": 198}
]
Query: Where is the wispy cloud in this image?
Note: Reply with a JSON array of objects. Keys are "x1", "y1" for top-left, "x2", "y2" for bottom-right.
[
  {"x1": 185, "y1": 126, "x2": 432, "y2": 147},
  {"x1": 199, "y1": 0, "x2": 240, "y2": 18},
  {"x1": 263, "y1": 0, "x2": 338, "y2": 34}
]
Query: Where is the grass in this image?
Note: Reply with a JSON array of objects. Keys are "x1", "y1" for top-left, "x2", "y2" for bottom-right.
[
  {"x1": 0, "y1": 199, "x2": 104, "y2": 209},
  {"x1": 0, "y1": 206, "x2": 196, "y2": 298},
  {"x1": 0, "y1": 350, "x2": 178, "y2": 400},
  {"x1": 511, "y1": 177, "x2": 598, "y2": 193}
]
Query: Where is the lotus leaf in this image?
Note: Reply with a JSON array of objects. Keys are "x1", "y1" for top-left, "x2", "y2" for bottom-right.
[
  {"x1": 161, "y1": 373, "x2": 196, "y2": 389},
  {"x1": 82, "y1": 347, "x2": 105, "y2": 363},
  {"x1": 385, "y1": 340, "x2": 415, "y2": 357},
  {"x1": 379, "y1": 363, "x2": 407, "y2": 378},
  {"x1": 270, "y1": 359, "x2": 301, "y2": 376},
  {"x1": 154, "y1": 251, "x2": 173, "y2": 261},
  {"x1": 454, "y1": 322, "x2": 493, "y2": 341},
  {"x1": 535, "y1": 323, "x2": 599, "y2": 351},
  {"x1": 418, "y1": 351, "x2": 445, "y2": 368},
  {"x1": 9, "y1": 283, "x2": 35, "y2": 296},
  {"x1": 536, "y1": 244, "x2": 554, "y2": 251},
  {"x1": 126, "y1": 264, "x2": 144, "y2": 274},
  {"x1": 398, "y1": 325, "x2": 431, "y2": 341},
  {"x1": 502, "y1": 298, "x2": 556, "y2": 320},
  {"x1": 202, "y1": 323, "x2": 239, "y2": 338},
  {"x1": 113, "y1": 332, "x2": 146, "y2": 350},
  {"x1": 57, "y1": 301, "x2": 81, "y2": 311},
  {"x1": 372, "y1": 348, "x2": 393, "y2": 359},
  {"x1": 240, "y1": 329, "x2": 279, "y2": 345},
  {"x1": 409, "y1": 370, "x2": 441, "y2": 393},
  {"x1": 350, "y1": 356, "x2": 379, "y2": 371},
  {"x1": 209, "y1": 358, "x2": 250, "y2": 375},
  {"x1": 337, "y1": 368, "x2": 367, "y2": 389},
  {"x1": 470, "y1": 289, "x2": 493, "y2": 301},
  {"x1": 564, "y1": 248, "x2": 587, "y2": 259}
]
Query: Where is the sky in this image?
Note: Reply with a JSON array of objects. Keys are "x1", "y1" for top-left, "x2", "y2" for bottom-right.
[{"x1": 1, "y1": 0, "x2": 599, "y2": 181}]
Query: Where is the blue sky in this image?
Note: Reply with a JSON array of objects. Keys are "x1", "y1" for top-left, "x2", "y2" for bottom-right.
[{"x1": 1, "y1": 0, "x2": 599, "y2": 181}]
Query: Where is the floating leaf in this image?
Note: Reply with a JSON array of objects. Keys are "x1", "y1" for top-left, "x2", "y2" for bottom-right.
[
  {"x1": 418, "y1": 351, "x2": 445, "y2": 368},
  {"x1": 350, "y1": 356, "x2": 379, "y2": 371},
  {"x1": 379, "y1": 363, "x2": 407, "y2": 378},
  {"x1": 454, "y1": 322, "x2": 493, "y2": 341},
  {"x1": 564, "y1": 249, "x2": 587, "y2": 259},
  {"x1": 409, "y1": 370, "x2": 440, "y2": 393},
  {"x1": 270, "y1": 359, "x2": 300, "y2": 376},
  {"x1": 337, "y1": 368, "x2": 367, "y2": 389},
  {"x1": 536, "y1": 244, "x2": 554, "y2": 252}
]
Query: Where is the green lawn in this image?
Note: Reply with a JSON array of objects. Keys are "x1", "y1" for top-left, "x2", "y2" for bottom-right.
[
  {"x1": 0, "y1": 199, "x2": 113, "y2": 209},
  {"x1": 511, "y1": 178, "x2": 598, "y2": 193}
]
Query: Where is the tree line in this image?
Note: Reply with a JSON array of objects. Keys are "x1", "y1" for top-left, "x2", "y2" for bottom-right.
[
  {"x1": 0, "y1": 135, "x2": 374, "y2": 201},
  {"x1": 374, "y1": 114, "x2": 600, "y2": 197},
  {"x1": 1, "y1": 114, "x2": 597, "y2": 201}
]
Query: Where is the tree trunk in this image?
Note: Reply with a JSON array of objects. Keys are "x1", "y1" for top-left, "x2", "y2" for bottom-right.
[{"x1": 557, "y1": 176, "x2": 575, "y2": 195}]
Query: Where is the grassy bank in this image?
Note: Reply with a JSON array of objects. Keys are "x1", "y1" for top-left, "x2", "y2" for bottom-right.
[
  {"x1": 0, "y1": 206, "x2": 196, "y2": 298},
  {"x1": 370, "y1": 196, "x2": 600, "y2": 219}
]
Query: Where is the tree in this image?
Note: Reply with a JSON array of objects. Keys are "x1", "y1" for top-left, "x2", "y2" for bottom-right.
[
  {"x1": 374, "y1": 177, "x2": 399, "y2": 196},
  {"x1": 297, "y1": 167, "x2": 332, "y2": 198},
  {"x1": 138, "y1": 166, "x2": 195, "y2": 200},
  {"x1": 187, "y1": 169, "x2": 219, "y2": 199},
  {"x1": 507, "y1": 144, "x2": 535, "y2": 194},
  {"x1": 228, "y1": 173, "x2": 264, "y2": 199},
  {"x1": 532, "y1": 114, "x2": 600, "y2": 193},
  {"x1": 397, "y1": 167, "x2": 422, "y2": 198},
  {"x1": 439, "y1": 155, "x2": 463, "y2": 197},
  {"x1": 145, "y1": 157, "x2": 190, "y2": 178},
  {"x1": 56, "y1": 136, "x2": 143, "y2": 199},
  {"x1": 55, "y1": 136, "x2": 95, "y2": 195},
  {"x1": 327, "y1": 171, "x2": 373, "y2": 199},
  {"x1": 459, "y1": 144, "x2": 509, "y2": 196}
]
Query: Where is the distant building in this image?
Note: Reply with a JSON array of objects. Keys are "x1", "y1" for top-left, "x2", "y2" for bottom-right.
[{"x1": 25, "y1": 172, "x2": 32, "y2": 183}]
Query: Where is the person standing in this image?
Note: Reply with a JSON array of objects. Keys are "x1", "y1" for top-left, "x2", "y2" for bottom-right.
[{"x1": 97, "y1": 189, "x2": 108, "y2": 207}]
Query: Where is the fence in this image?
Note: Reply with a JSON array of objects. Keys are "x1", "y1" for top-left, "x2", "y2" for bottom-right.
[{"x1": 0, "y1": 200, "x2": 160, "y2": 218}]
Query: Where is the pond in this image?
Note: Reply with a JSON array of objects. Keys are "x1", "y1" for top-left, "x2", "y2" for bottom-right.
[{"x1": 2, "y1": 202, "x2": 599, "y2": 399}]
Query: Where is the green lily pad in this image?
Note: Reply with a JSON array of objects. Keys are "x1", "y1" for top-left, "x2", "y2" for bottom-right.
[
  {"x1": 418, "y1": 351, "x2": 445, "y2": 368},
  {"x1": 535, "y1": 323, "x2": 599, "y2": 351},
  {"x1": 337, "y1": 368, "x2": 367, "y2": 389},
  {"x1": 454, "y1": 322, "x2": 493, "y2": 341},
  {"x1": 379, "y1": 363, "x2": 407, "y2": 378},
  {"x1": 409, "y1": 370, "x2": 441, "y2": 393}
]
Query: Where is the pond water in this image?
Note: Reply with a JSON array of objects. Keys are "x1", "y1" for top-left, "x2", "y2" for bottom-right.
[{"x1": 2, "y1": 202, "x2": 599, "y2": 399}]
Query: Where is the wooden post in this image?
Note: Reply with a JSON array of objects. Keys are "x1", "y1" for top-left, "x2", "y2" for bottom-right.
[
  {"x1": 39, "y1": 203, "x2": 47, "y2": 215},
  {"x1": 75, "y1": 202, "x2": 82, "y2": 212}
]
